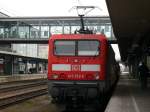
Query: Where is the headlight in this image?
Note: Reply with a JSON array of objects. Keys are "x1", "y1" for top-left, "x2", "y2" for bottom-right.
[
  {"x1": 94, "y1": 73, "x2": 99, "y2": 80},
  {"x1": 52, "y1": 74, "x2": 59, "y2": 79}
]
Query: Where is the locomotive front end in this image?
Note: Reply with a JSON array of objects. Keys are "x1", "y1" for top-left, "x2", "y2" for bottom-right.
[{"x1": 48, "y1": 34, "x2": 107, "y2": 103}]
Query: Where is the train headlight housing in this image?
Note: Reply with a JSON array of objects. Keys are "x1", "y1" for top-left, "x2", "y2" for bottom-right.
[
  {"x1": 51, "y1": 74, "x2": 59, "y2": 79},
  {"x1": 94, "y1": 73, "x2": 99, "y2": 80}
]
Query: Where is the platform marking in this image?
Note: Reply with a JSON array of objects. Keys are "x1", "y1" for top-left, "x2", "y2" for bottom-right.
[
  {"x1": 131, "y1": 95, "x2": 140, "y2": 112},
  {"x1": 128, "y1": 80, "x2": 140, "y2": 112}
]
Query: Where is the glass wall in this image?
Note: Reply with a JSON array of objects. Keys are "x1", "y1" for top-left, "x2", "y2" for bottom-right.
[
  {"x1": 64, "y1": 26, "x2": 70, "y2": 34},
  {"x1": 38, "y1": 44, "x2": 48, "y2": 58},
  {"x1": 12, "y1": 44, "x2": 48, "y2": 59},
  {"x1": 12, "y1": 44, "x2": 38, "y2": 57},
  {"x1": 41, "y1": 26, "x2": 49, "y2": 38},
  {"x1": 10, "y1": 26, "x2": 18, "y2": 38},
  {"x1": 18, "y1": 26, "x2": 29, "y2": 38},
  {"x1": 0, "y1": 19, "x2": 115, "y2": 39},
  {"x1": 0, "y1": 28, "x2": 4, "y2": 38},
  {"x1": 30, "y1": 26, "x2": 40, "y2": 38},
  {"x1": 51, "y1": 26, "x2": 62, "y2": 34}
]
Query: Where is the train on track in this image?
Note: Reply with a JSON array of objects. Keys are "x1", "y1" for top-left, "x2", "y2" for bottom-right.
[
  {"x1": 47, "y1": 6, "x2": 120, "y2": 110},
  {"x1": 47, "y1": 34, "x2": 119, "y2": 106}
]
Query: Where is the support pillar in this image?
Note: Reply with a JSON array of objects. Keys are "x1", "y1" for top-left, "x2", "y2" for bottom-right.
[
  {"x1": 36, "y1": 61, "x2": 39, "y2": 74},
  {"x1": 4, "y1": 56, "x2": 13, "y2": 75}
]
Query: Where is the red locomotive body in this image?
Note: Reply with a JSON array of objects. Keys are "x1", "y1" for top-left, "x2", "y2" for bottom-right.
[{"x1": 48, "y1": 34, "x2": 118, "y2": 105}]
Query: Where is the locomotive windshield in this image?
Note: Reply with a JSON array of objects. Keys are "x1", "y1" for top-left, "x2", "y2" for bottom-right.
[
  {"x1": 78, "y1": 40, "x2": 99, "y2": 56},
  {"x1": 54, "y1": 40, "x2": 100, "y2": 56},
  {"x1": 54, "y1": 41, "x2": 75, "y2": 56}
]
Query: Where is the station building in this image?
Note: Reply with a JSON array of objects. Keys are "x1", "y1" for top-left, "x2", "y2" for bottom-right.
[{"x1": 0, "y1": 12, "x2": 48, "y2": 75}]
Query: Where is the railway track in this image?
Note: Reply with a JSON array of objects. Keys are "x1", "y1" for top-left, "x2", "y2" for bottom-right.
[
  {"x1": 0, "y1": 79, "x2": 47, "y2": 93},
  {"x1": 0, "y1": 79, "x2": 48, "y2": 109},
  {"x1": 0, "y1": 78, "x2": 46, "y2": 86}
]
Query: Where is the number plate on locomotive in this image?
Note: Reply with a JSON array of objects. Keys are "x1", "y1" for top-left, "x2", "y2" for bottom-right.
[{"x1": 67, "y1": 74, "x2": 84, "y2": 79}]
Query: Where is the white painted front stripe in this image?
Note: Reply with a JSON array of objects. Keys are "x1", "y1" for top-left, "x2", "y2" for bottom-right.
[
  {"x1": 52, "y1": 64, "x2": 71, "y2": 71},
  {"x1": 81, "y1": 64, "x2": 100, "y2": 71},
  {"x1": 52, "y1": 64, "x2": 100, "y2": 72}
]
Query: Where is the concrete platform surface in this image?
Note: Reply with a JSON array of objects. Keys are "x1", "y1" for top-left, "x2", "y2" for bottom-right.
[{"x1": 105, "y1": 75, "x2": 150, "y2": 112}]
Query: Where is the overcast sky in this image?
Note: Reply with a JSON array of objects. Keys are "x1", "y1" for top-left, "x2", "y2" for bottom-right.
[{"x1": 0, "y1": 0, "x2": 109, "y2": 17}]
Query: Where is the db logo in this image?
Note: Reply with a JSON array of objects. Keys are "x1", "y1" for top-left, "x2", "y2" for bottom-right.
[{"x1": 71, "y1": 65, "x2": 81, "y2": 71}]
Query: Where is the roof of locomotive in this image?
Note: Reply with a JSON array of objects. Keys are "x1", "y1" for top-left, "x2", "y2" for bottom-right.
[{"x1": 49, "y1": 34, "x2": 108, "y2": 42}]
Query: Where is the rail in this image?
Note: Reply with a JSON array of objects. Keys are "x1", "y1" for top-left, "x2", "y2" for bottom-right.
[{"x1": 0, "y1": 79, "x2": 48, "y2": 109}]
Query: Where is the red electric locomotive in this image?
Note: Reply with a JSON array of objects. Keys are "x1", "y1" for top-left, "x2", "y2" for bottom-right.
[{"x1": 47, "y1": 34, "x2": 118, "y2": 105}]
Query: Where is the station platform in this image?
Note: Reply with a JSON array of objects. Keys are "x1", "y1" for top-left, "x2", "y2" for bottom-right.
[
  {"x1": 105, "y1": 73, "x2": 150, "y2": 112},
  {"x1": 0, "y1": 74, "x2": 47, "y2": 83}
]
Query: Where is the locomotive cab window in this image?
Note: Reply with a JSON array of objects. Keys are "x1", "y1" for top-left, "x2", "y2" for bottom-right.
[
  {"x1": 54, "y1": 41, "x2": 75, "y2": 56},
  {"x1": 78, "y1": 40, "x2": 99, "y2": 56},
  {"x1": 54, "y1": 40, "x2": 100, "y2": 56}
]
